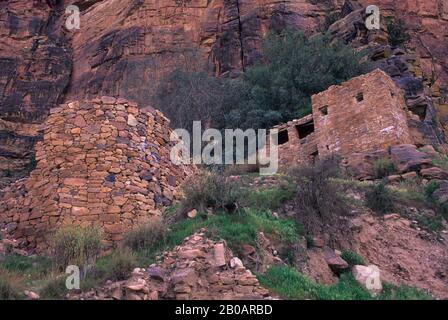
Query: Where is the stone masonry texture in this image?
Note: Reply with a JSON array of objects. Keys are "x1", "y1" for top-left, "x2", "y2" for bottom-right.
[
  {"x1": 0, "y1": 97, "x2": 193, "y2": 252},
  {"x1": 312, "y1": 69, "x2": 413, "y2": 158},
  {"x1": 271, "y1": 69, "x2": 414, "y2": 165}
]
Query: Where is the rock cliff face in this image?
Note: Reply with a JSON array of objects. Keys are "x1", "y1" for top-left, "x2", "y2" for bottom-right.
[
  {"x1": 0, "y1": 0, "x2": 72, "y2": 187},
  {"x1": 1, "y1": 0, "x2": 448, "y2": 186}
]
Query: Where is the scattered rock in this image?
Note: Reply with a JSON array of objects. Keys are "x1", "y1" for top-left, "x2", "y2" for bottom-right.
[
  {"x1": 148, "y1": 266, "x2": 166, "y2": 281},
  {"x1": 187, "y1": 209, "x2": 198, "y2": 219},
  {"x1": 324, "y1": 248, "x2": 349, "y2": 274},
  {"x1": 24, "y1": 290, "x2": 40, "y2": 300},
  {"x1": 230, "y1": 257, "x2": 244, "y2": 269},
  {"x1": 214, "y1": 243, "x2": 227, "y2": 267},
  {"x1": 127, "y1": 114, "x2": 138, "y2": 127},
  {"x1": 402, "y1": 171, "x2": 418, "y2": 180},
  {"x1": 420, "y1": 167, "x2": 448, "y2": 180},
  {"x1": 312, "y1": 237, "x2": 325, "y2": 248},
  {"x1": 352, "y1": 265, "x2": 383, "y2": 295},
  {"x1": 241, "y1": 244, "x2": 256, "y2": 256}
]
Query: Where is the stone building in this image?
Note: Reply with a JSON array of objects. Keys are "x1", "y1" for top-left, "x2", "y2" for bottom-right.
[
  {"x1": 271, "y1": 69, "x2": 415, "y2": 166},
  {"x1": 0, "y1": 97, "x2": 193, "y2": 252}
]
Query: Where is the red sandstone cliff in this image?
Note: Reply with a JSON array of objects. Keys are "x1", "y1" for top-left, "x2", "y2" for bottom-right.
[{"x1": 1, "y1": 0, "x2": 448, "y2": 185}]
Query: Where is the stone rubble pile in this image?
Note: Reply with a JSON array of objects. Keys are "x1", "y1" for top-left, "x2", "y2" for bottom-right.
[
  {"x1": 0, "y1": 97, "x2": 194, "y2": 252},
  {"x1": 70, "y1": 230, "x2": 271, "y2": 300}
]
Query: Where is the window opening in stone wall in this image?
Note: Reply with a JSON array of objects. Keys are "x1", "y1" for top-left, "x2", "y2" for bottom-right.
[
  {"x1": 356, "y1": 92, "x2": 364, "y2": 102},
  {"x1": 296, "y1": 120, "x2": 315, "y2": 140},
  {"x1": 276, "y1": 130, "x2": 289, "y2": 145},
  {"x1": 319, "y1": 106, "x2": 328, "y2": 116}
]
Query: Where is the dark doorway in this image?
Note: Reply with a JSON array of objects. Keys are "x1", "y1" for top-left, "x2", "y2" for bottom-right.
[{"x1": 296, "y1": 120, "x2": 315, "y2": 140}]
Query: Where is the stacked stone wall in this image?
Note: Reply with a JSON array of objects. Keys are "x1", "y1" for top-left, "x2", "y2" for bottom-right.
[
  {"x1": 0, "y1": 97, "x2": 193, "y2": 251},
  {"x1": 312, "y1": 69, "x2": 413, "y2": 158}
]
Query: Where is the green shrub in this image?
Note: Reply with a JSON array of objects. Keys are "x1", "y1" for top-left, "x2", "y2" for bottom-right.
[
  {"x1": 365, "y1": 182, "x2": 395, "y2": 214},
  {"x1": 0, "y1": 270, "x2": 24, "y2": 300},
  {"x1": 155, "y1": 30, "x2": 368, "y2": 131},
  {"x1": 123, "y1": 220, "x2": 166, "y2": 252},
  {"x1": 95, "y1": 247, "x2": 138, "y2": 282},
  {"x1": 425, "y1": 180, "x2": 440, "y2": 199},
  {"x1": 51, "y1": 226, "x2": 102, "y2": 275},
  {"x1": 223, "y1": 30, "x2": 368, "y2": 129},
  {"x1": 181, "y1": 170, "x2": 241, "y2": 213},
  {"x1": 241, "y1": 185, "x2": 295, "y2": 211},
  {"x1": 387, "y1": 19, "x2": 411, "y2": 47},
  {"x1": 341, "y1": 251, "x2": 365, "y2": 266},
  {"x1": 289, "y1": 157, "x2": 348, "y2": 233},
  {"x1": 40, "y1": 276, "x2": 68, "y2": 300},
  {"x1": 432, "y1": 155, "x2": 448, "y2": 171},
  {"x1": 373, "y1": 158, "x2": 396, "y2": 179}
]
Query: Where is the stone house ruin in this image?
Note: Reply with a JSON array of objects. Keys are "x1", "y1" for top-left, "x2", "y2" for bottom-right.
[
  {"x1": 0, "y1": 97, "x2": 193, "y2": 252},
  {"x1": 271, "y1": 69, "x2": 416, "y2": 166}
]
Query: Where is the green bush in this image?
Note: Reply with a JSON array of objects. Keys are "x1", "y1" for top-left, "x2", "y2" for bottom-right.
[
  {"x1": 387, "y1": 19, "x2": 411, "y2": 47},
  {"x1": 181, "y1": 170, "x2": 241, "y2": 213},
  {"x1": 123, "y1": 220, "x2": 166, "y2": 252},
  {"x1": 373, "y1": 158, "x2": 396, "y2": 179},
  {"x1": 289, "y1": 157, "x2": 348, "y2": 233},
  {"x1": 223, "y1": 30, "x2": 368, "y2": 129},
  {"x1": 365, "y1": 182, "x2": 395, "y2": 214},
  {"x1": 425, "y1": 180, "x2": 440, "y2": 199},
  {"x1": 95, "y1": 248, "x2": 138, "y2": 282},
  {"x1": 51, "y1": 226, "x2": 102, "y2": 275},
  {"x1": 240, "y1": 185, "x2": 295, "y2": 211},
  {"x1": 0, "y1": 270, "x2": 23, "y2": 300},
  {"x1": 341, "y1": 251, "x2": 365, "y2": 266},
  {"x1": 155, "y1": 30, "x2": 368, "y2": 131},
  {"x1": 40, "y1": 277, "x2": 68, "y2": 300},
  {"x1": 432, "y1": 155, "x2": 448, "y2": 171}
]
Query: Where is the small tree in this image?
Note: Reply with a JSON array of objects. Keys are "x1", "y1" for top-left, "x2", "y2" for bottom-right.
[{"x1": 387, "y1": 19, "x2": 410, "y2": 47}]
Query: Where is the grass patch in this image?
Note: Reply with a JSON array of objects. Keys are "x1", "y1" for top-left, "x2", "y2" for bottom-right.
[
  {"x1": 240, "y1": 185, "x2": 295, "y2": 211},
  {"x1": 0, "y1": 255, "x2": 52, "y2": 279},
  {"x1": 341, "y1": 251, "x2": 365, "y2": 266},
  {"x1": 133, "y1": 209, "x2": 301, "y2": 263},
  {"x1": 123, "y1": 220, "x2": 166, "y2": 252},
  {"x1": 39, "y1": 276, "x2": 68, "y2": 300},
  {"x1": 258, "y1": 266, "x2": 432, "y2": 300},
  {"x1": 50, "y1": 226, "x2": 102, "y2": 275},
  {"x1": 0, "y1": 269, "x2": 24, "y2": 300},
  {"x1": 432, "y1": 155, "x2": 448, "y2": 171},
  {"x1": 94, "y1": 248, "x2": 138, "y2": 282}
]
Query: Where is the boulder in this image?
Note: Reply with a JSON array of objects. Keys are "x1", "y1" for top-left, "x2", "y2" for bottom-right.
[
  {"x1": 230, "y1": 257, "x2": 244, "y2": 269},
  {"x1": 324, "y1": 248, "x2": 349, "y2": 274},
  {"x1": 352, "y1": 265, "x2": 383, "y2": 295},
  {"x1": 148, "y1": 266, "x2": 166, "y2": 281},
  {"x1": 420, "y1": 167, "x2": 448, "y2": 180},
  {"x1": 214, "y1": 243, "x2": 227, "y2": 267},
  {"x1": 390, "y1": 145, "x2": 433, "y2": 173},
  {"x1": 24, "y1": 290, "x2": 40, "y2": 300},
  {"x1": 187, "y1": 209, "x2": 198, "y2": 219}
]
